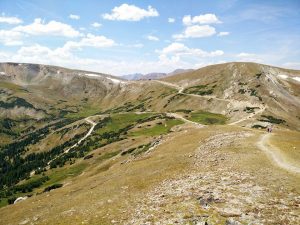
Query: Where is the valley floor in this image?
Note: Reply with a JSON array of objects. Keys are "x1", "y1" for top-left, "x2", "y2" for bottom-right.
[{"x1": 0, "y1": 122, "x2": 299, "y2": 225}]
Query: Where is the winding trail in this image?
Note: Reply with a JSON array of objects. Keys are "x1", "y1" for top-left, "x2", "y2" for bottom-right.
[
  {"x1": 257, "y1": 133, "x2": 300, "y2": 174},
  {"x1": 167, "y1": 112, "x2": 204, "y2": 128},
  {"x1": 154, "y1": 80, "x2": 229, "y2": 102},
  {"x1": 45, "y1": 116, "x2": 98, "y2": 168},
  {"x1": 154, "y1": 80, "x2": 266, "y2": 125},
  {"x1": 65, "y1": 117, "x2": 97, "y2": 153},
  {"x1": 228, "y1": 106, "x2": 266, "y2": 125}
]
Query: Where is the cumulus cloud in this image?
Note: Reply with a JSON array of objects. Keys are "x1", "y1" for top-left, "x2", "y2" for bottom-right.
[
  {"x1": 102, "y1": 4, "x2": 159, "y2": 21},
  {"x1": 236, "y1": 52, "x2": 262, "y2": 62},
  {"x1": 91, "y1": 22, "x2": 102, "y2": 28},
  {"x1": 120, "y1": 43, "x2": 144, "y2": 48},
  {"x1": 282, "y1": 62, "x2": 300, "y2": 69},
  {"x1": 0, "y1": 41, "x2": 222, "y2": 76},
  {"x1": 13, "y1": 18, "x2": 80, "y2": 37},
  {"x1": 159, "y1": 42, "x2": 224, "y2": 60},
  {"x1": 218, "y1": 31, "x2": 230, "y2": 36},
  {"x1": 173, "y1": 25, "x2": 216, "y2": 39},
  {"x1": 147, "y1": 35, "x2": 159, "y2": 41},
  {"x1": 0, "y1": 14, "x2": 23, "y2": 24},
  {"x1": 182, "y1": 14, "x2": 221, "y2": 26},
  {"x1": 0, "y1": 41, "x2": 223, "y2": 75},
  {"x1": 69, "y1": 14, "x2": 80, "y2": 20},
  {"x1": 0, "y1": 29, "x2": 23, "y2": 46},
  {"x1": 236, "y1": 52, "x2": 256, "y2": 58},
  {"x1": 160, "y1": 42, "x2": 188, "y2": 54},
  {"x1": 61, "y1": 34, "x2": 115, "y2": 53},
  {"x1": 168, "y1": 18, "x2": 175, "y2": 23},
  {"x1": 18, "y1": 44, "x2": 60, "y2": 58}
]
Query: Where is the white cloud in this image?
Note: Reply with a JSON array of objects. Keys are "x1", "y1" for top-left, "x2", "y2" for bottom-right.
[
  {"x1": 173, "y1": 25, "x2": 216, "y2": 39},
  {"x1": 236, "y1": 52, "x2": 262, "y2": 62},
  {"x1": 69, "y1": 14, "x2": 80, "y2": 20},
  {"x1": 0, "y1": 30, "x2": 23, "y2": 46},
  {"x1": 218, "y1": 31, "x2": 230, "y2": 36},
  {"x1": 282, "y1": 62, "x2": 300, "y2": 69},
  {"x1": 63, "y1": 34, "x2": 114, "y2": 52},
  {"x1": 236, "y1": 52, "x2": 255, "y2": 58},
  {"x1": 159, "y1": 42, "x2": 224, "y2": 60},
  {"x1": 76, "y1": 34, "x2": 115, "y2": 48},
  {"x1": 0, "y1": 14, "x2": 23, "y2": 24},
  {"x1": 60, "y1": 34, "x2": 115, "y2": 54},
  {"x1": 0, "y1": 41, "x2": 223, "y2": 75},
  {"x1": 18, "y1": 44, "x2": 56, "y2": 57},
  {"x1": 102, "y1": 4, "x2": 159, "y2": 21},
  {"x1": 121, "y1": 43, "x2": 144, "y2": 48},
  {"x1": 13, "y1": 18, "x2": 80, "y2": 37},
  {"x1": 147, "y1": 35, "x2": 159, "y2": 41},
  {"x1": 160, "y1": 42, "x2": 188, "y2": 54},
  {"x1": 168, "y1": 18, "x2": 175, "y2": 23},
  {"x1": 132, "y1": 43, "x2": 144, "y2": 48},
  {"x1": 182, "y1": 14, "x2": 221, "y2": 26},
  {"x1": 91, "y1": 22, "x2": 102, "y2": 28}
]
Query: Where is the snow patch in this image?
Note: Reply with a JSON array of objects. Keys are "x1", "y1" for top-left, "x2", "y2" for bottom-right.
[
  {"x1": 277, "y1": 74, "x2": 300, "y2": 82},
  {"x1": 14, "y1": 196, "x2": 28, "y2": 204},
  {"x1": 106, "y1": 77, "x2": 125, "y2": 84},
  {"x1": 85, "y1": 73, "x2": 101, "y2": 77},
  {"x1": 292, "y1": 77, "x2": 300, "y2": 82},
  {"x1": 0, "y1": 72, "x2": 6, "y2": 75},
  {"x1": 277, "y1": 74, "x2": 288, "y2": 79}
]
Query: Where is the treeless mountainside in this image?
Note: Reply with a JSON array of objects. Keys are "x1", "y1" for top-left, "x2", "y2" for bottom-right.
[
  {"x1": 0, "y1": 62, "x2": 299, "y2": 225},
  {"x1": 162, "y1": 62, "x2": 300, "y2": 130}
]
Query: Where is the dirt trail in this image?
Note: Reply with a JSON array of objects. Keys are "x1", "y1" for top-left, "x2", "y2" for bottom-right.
[
  {"x1": 45, "y1": 116, "x2": 98, "y2": 168},
  {"x1": 257, "y1": 133, "x2": 300, "y2": 174},
  {"x1": 154, "y1": 80, "x2": 229, "y2": 102},
  {"x1": 154, "y1": 80, "x2": 266, "y2": 125},
  {"x1": 167, "y1": 112, "x2": 204, "y2": 128},
  {"x1": 229, "y1": 106, "x2": 266, "y2": 125},
  {"x1": 65, "y1": 117, "x2": 97, "y2": 153}
]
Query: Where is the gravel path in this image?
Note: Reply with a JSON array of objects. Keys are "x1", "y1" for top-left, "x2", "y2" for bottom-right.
[{"x1": 257, "y1": 133, "x2": 300, "y2": 174}]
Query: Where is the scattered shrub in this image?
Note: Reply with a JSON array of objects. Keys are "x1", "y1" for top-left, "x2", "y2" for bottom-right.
[
  {"x1": 250, "y1": 88, "x2": 258, "y2": 96},
  {"x1": 43, "y1": 184, "x2": 63, "y2": 192},
  {"x1": 238, "y1": 89, "x2": 246, "y2": 94},
  {"x1": 183, "y1": 84, "x2": 214, "y2": 96},
  {"x1": 121, "y1": 147, "x2": 136, "y2": 156},
  {"x1": 7, "y1": 196, "x2": 17, "y2": 205},
  {"x1": 83, "y1": 154, "x2": 93, "y2": 160},
  {"x1": 252, "y1": 124, "x2": 266, "y2": 129},
  {"x1": 256, "y1": 73, "x2": 262, "y2": 79},
  {"x1": 244, "y1": 106, "x2": 259, "y2": 113},
  {"x1": 259, "y1": 115, "x2": 286, "y2": 124}
]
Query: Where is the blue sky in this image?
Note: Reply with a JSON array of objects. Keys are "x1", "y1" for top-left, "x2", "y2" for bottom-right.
[{"x1": 0, "y1": 0, "x2": 300, "y2": 75}]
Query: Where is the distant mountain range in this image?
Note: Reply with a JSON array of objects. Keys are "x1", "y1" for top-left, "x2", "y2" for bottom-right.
[{"x1": 122, "y1": 68, "x2": 194, "y2": 80}]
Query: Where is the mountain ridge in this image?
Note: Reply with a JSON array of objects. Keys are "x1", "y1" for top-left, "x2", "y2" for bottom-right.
[
  {"x1": 122, "y1": 68, "x2": 194, "y2": 80},
  {"x1": 0, "y1": 61, "x2": 300, "y2": 224}
]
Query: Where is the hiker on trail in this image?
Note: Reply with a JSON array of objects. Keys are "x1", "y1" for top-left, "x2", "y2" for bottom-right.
[{"x1": 266, "y1": 125, "x2": 273, "y2": 133}]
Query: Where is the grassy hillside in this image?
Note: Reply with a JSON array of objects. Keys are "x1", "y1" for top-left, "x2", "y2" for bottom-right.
[{"x1": 0, "y1": 62, "x2": 299, "y2": 224}]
